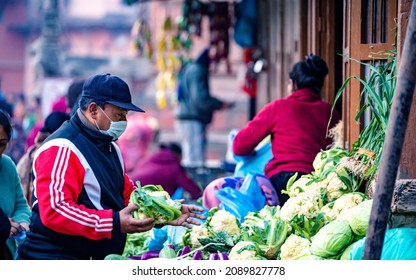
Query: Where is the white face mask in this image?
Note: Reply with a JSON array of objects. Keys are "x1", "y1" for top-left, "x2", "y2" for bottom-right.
[{"x1": 95, "y1": 107, "x2": 127, "y2": 140}]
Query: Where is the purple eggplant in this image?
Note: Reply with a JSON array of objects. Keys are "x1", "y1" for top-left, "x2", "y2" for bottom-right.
[
  {"x1": 140, "y1": 250, "x2": 161, "y2": 260},
  {"x1": 167, "y1": 244, "x2": 175, "y2": 250},
  {"x1": 177, "y1": 245, "x2": 191, "y2": 257},
  {"x1": 218, "y1": 252, "x2": 229, "y2": 260},
  {"x1": 208, "y1": 253, "x2": 220, "y2": 260},
  {"x1": 127, "y1": 255, "x2": 142, "y2": 260},
  {"x1": 192, "y1": 250, "x2": 204, "y2": 260}
]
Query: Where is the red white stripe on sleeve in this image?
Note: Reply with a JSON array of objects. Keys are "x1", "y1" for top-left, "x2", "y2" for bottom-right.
[{"x1": 33, "y1": 139, "x2": 114, "y2": 240}]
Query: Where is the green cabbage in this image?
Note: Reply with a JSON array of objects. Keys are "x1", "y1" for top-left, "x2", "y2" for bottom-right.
[
  {"x1": 343, "y1": 199, "x2": 373, "y2": 237},
  {"x1": 339, "y1": 240, "x2": 360, "y2": 260},
  {"x1": 310, "y1": 219, "x2": 353, "y2": 258}
]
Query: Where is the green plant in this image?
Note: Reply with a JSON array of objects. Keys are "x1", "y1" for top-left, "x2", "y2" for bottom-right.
[{"x1": 329, "y1": 49, "x2": 397, "y2": 192}]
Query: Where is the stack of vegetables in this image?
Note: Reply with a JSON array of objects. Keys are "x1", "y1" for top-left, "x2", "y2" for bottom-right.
[
  {"x1": 105, "y1": 150, "x2": 375, "y2": 260},
  {"x1": 105, "y1": 51, "x2": 396, "y2": 261}
]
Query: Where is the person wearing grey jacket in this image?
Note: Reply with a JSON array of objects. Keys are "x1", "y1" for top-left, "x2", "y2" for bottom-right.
[{"x1": 174, "y1": 48, "x2": 234, "y2": 167}]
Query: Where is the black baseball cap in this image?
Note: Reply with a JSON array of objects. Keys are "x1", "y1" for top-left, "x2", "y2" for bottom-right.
[{"x1": 81, "y1": 74, "x2": 145, "y2": 112}]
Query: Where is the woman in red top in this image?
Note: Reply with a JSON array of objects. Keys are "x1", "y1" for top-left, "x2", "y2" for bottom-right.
[{"x1": 232, "y1": 54, "x2": 341, "y2": 205}]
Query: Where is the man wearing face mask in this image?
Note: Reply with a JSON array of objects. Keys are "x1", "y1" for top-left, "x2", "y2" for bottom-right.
[{"x1": 17, "y1": 74, "x2": 205, "y2": 260}]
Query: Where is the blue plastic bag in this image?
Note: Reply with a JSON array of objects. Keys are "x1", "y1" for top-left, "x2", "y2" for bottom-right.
[
  {"x1": 233, "y1": 140, "x2": 273, "y2": 178},
  {"x1": 147, "y1": 227, "x2": 168, "y2": 251},
  {"x1": 350, "y1": 227, "x2": 416, "y2": 260},
  {"x1": 238, "y1": 173, "x2": 267, "y2": 210},
  {"x1": 215, "y1": 173, "x2": 267, "y2": 222}
]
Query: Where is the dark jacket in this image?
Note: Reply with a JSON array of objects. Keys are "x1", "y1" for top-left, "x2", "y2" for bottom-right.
[
  {"x1": 0, "y1": 207, "x2": 11, "y2": 259},
  {"x1": 175, "y1": 49, "x2": 224, "y2": 125},
  {"x1": 17, "y1": 111, "x2": 135, "y2": 260}
]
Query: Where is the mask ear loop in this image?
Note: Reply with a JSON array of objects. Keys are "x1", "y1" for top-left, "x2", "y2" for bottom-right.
[
  {"x1": 98, "y1": 106, "x2": 113, "y2": 122},
  {"x1": 94, "y1": 119, "x2": 101, "y2": 131}
]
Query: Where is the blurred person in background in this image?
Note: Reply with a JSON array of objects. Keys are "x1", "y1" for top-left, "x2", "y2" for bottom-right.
[
  {"x1": 117, "y1": 113, "x2": 159, "y2": 175},
  {"x1": 17, "y1": 111, "x2": 70, "y2": 208},
  {"x1": 130, "y1": 142, "x2": 203, "y2": 201},
  {"x1": 51, "y1": 95, "x2": 68, "y2": 113},
  {"x1": 24, "y1": 96, "x2": 43, "y2": 150},
  {"x1": 25, "y1": 92, "x2": 69, "y2": 152},
  {"x1": 174, "y1": 47, "x2": 234, "y2": 167},
  {"x1": 1, "y1": 95, "x2": 27, "y2": 164},
  {"x1": 66, "y1": 79, "x2": 85, "y2": 116},
  {"x1": 0, "y1": 109, "x2": 31, "y2": 259}
]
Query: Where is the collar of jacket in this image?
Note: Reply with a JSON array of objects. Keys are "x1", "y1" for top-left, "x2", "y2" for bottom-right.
[
  {"x1": 74, "y1": 109, "x2": 114, "y2": 149},
  {"x1": 288, "y1": 88, "x2": 322, "y2": 101}
]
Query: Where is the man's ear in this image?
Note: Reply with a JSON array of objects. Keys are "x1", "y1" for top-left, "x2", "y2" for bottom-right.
[{"x1": 88, "y1": 103, "x2": 99, "y2": 118}]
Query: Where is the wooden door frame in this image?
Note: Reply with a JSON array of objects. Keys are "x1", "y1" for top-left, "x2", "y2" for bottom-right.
[{"x1": 343, "y1": 0, "x2": 397, "y2": 150}]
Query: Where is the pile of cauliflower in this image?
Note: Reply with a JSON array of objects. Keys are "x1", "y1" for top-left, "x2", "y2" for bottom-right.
[{"x1": 180, "y1": 147, "x2": 375, "y2": 260}]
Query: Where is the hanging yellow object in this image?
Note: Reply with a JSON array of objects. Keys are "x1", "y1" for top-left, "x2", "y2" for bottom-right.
[
  {"x1": 155, "y1": 73, "x2": 166, "y2": 90},
  {"x1": 164, "y1": 72, "x2": 177, "y2": 91},
  {"x1": 156, "y1": 90, "x2": 167, "y2": 109},
  {"x1": 156, "y1": 56, "x2": 166, "y2": 71}
]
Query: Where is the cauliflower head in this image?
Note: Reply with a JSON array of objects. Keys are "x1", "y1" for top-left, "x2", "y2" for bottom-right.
[
  {"x1": 320, "y1": 171, "x2": 348, "y2": 200},
  {"x1": 209, "y1": 209, "x2": 241, "y2": 235},
  {"x1": 320, "y1": 203, "x2": 336, "y2": 222},
  {"x1": 280, "y1": 188, "x2": 322, "y2": 222},
  {"x1": 332, "y1": 192, "x2": 365, "y2": 217},
  {"x1": 279, "y1": 234, "x2": 311, "y2": 260},
  {"x1": 189, "y1": 226, "x2": 210, "y2": 248},
  {"x1": 228, "y1": 241, "x2": 258, "y2": 260},
  {"x1": 287, "y1": 176, "x2": 319, "y2": 198}
]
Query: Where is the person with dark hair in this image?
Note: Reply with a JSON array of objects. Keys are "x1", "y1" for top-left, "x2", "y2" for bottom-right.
[
  {"x1": 66, "y1": 79, "x2": 85, "y2": 116},
  {"x1": 232, "y1": 54, "x2": 341, "y2": 206},
  {"x1": 0, "y1": 109, "x2": 31, "y2": 259},
  {"x1": 17, "y1": 111, "x2": 71, "y2": 208},
  {"x1": 174, "y1": 47, "x2": 234, "y2": 167},
  {"x1": 129, "y1": 142, "x2": 203, "y2": 200},
  {"x1": 1, "y1": 96, "x2": 27, "y2": 164},
  {"x1": 17, "y1": 74, "x2": 205, "y2": 260}
]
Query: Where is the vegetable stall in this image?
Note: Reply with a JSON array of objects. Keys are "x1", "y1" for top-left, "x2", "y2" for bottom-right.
[{"x1": 106, "y1": 48, "x2": 416, "y2": 261}]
